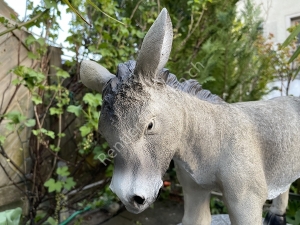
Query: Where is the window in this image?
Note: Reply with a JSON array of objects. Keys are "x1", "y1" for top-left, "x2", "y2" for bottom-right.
[{"x1": 291, "y1": 17, "x2": 300, "y2": 45}]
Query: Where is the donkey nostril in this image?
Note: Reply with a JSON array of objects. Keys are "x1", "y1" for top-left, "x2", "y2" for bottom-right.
[{"x1": 133, "y1": 195, "x2": 145, "y2": 205}]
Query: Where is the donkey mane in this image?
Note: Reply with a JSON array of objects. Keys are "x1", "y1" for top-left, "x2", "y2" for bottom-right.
[
  {"x1": 102, "y1": 60, "x2": 224, "y2": 111},
  {"x1": 163, "y1": 71, "x2": 225, "y2": 104}
]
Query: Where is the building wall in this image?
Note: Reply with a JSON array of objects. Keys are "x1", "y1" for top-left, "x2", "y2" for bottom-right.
[
  {"x1": 238, "y1": 0, "x2": 300, "y2": 43},
  {"x1": 254, "y1": 0, "x2": 300, "y2": 43}
]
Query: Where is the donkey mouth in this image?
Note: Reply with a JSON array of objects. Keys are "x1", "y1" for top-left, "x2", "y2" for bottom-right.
[{"x1": 125, "y1": 189, "x2": 162, "y2": 214}]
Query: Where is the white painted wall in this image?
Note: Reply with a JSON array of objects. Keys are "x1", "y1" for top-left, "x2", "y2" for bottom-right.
[{"x1": 238, "y1": 0, "x2": 300, "y2": 43}]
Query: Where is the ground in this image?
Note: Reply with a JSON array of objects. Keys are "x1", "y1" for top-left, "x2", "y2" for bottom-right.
[{"x1": 70, "y1": 200, "x2": 184, "y2": 225}]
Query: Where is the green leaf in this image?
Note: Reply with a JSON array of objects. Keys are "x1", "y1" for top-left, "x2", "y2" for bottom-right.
[
  {"x1": 25, "y1": 35, "x2": 36, "y2": 46},
  {"x1": 50, "y1": 144, "x2": 60, "y2": 152},
  {"x1": 57, "y1": 133, "x2": 66, "y2": 138},
  {"x1": 56, "y1": 166, "x2": 70, "y2": 176},
  {"x1": 12, "y1": 78, "x2": 21, "y2": 86},
  {"x1": 44, "y1": 178, "x2": 63, "y2": 192},
  {"x1": 5, "y1": 111, "x2": 26, "y2": 124},
  {"x1": 49, "y1": 107, "x2": 62, "y2": 115},
  {"x1": 79, "y1": 125, "x2": 92, "y2": 137},
  {"x1": 135, "y1": 31, "x2": 145, "y2": 38},
  {"x1": 28, "y1": 52, "x2": 39, "y2": 59},
  {"x1": 24, "y1": 119, "x2": 36, "y2": 127},
  {"x1": 32, "y1": 129, "x2": 39, "y2": 136},
  {"x1": 83, "y1": 93, "x2": 102, "y2": 108},
  {"x1": 0, "y1": 135, "x2": 6, "y2": 145},
  {"x1": 32, "y1": 95, "x2": 42, "y2": 105},
  {"x1": 44, "y1": 0, "x2": 57, "y2": 9},
  {"x1": 282, "y1": 24, "x2": 300, "y2": 48},
  {"x1": 64, "y1": 177, "x2": 76, "y2": 190},
  {"x1": 0, "y1": 16, "x2": 6, "y2": 24},
  {"x1": 5, "y1": 123, "x2": 14, "y2": 131},
  {"x1": 36, "y1": 37, "x2": 45, "y2": 46},
  {"x1": 56, "y1": 70, "x2": 70, "y2": 78},
  {"x1": 46, "y1": 217, "x2": 58, "y2": 225},
  {"x1": 289, "y1": 45, "x2": 300, "y2": 63},
  {"x1": 38, "y1": 128, "x2": 55, "y2": 139},
  {"x1": 45, "y1": 130, "x2": 55, "y2": 139},
  {"x1": 288, "y1": 209, "x2": 300, "y2": 225},
  {"x1": 67, "y1": 105, "x2": 82, "y2": 116}
]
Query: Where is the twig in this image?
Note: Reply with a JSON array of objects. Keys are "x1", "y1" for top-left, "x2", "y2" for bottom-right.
[
  {"x1": 62, "y1": 0, "x2": 91, "y2": 26},
  {"x1": 35, "y1": 210, "x2": 53, "y2": 225},
  {"x1": 130, "y1": 0, "x2": 143, "y2": 20},
  {"x1": 0, "y1": 73, "x2": 13, "y2": 115},
  {"x1": 180, "y1": 8, "x2": 205, "y2": 48},
  {"x1": 0, "y1": 9, "x2": 49, "y2": 37},
  {"x1": 0, "y1": 161, "x2": 27, "y2": 196},
  {"x1": 45, "y1": 83, "x2": 62, "y2": 181},
  {"x1": 0, "y1": 85, "x2": 21, "y2": 124},
  {"x1": 86, "y1": 0, "x2": 125, "y2": 25},
  {"x1": 40, "y1": 79, "x2": 63, "y2": 127},
  {"x1": 0, "y1": 145, "x2": 27, "y2": 180},
  {"x1": 45, "y1": 147, "x2": 76, "y2": 167}
]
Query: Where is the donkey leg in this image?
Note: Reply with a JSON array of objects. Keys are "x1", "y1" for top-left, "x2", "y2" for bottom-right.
[
  {"x1": 264, "y1": 189, "x2": 289, "y2": 225},
  {"x1": 223, "y1": 191, "x2": 265, "y2": 225},
  {"x1": 175, "y1": 162, "x2": 211, "y2": 225}
]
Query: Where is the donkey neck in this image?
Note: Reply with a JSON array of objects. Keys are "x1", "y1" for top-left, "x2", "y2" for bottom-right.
[{"x1": 173, "y1": 92, "x2": 227, "y2": 187}]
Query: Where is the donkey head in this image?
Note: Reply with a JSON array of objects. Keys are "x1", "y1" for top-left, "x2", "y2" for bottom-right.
[{"x1": 80, "y1": 9, "x2": 183, "y2": 213}]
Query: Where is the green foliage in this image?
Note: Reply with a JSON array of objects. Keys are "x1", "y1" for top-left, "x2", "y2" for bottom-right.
[
  {"x1": 287, "y1": 200, "x2": 300, "y2": 225},
  {"x1": 13, "y1": 66, "x2": 45, "y2": 91},
  {"x1": 187, "y1": 0, "x2": 275, "y2": 102},
  {"x1": 66, "y1": 105, "x2": 81, "y2": 116},
  {"x1": 78, "y1": 185, "x2": 118, "y2": 210},
  {"x1": 0, "y1": 135, "x2": 5, "y2": 146},
  {"x1": 32, "y1": 128, "x2": 55, "y2": 139},
  {"x1": 283, "y1": 24, "x2": 300, "y2": 63},
  {"x1": 3, "y1": 111, "x2": 36, "y2": 131},
  {"x1": 44, "y1": 167, "x2": 76, "y2": 193},
  {"x1": 56, "y1": 166, "x2": 70, "y2": 176},
  {"x1": 44, "y1": 178, "x2": 63, "y2": 193},
  {"x1": 5, "y1": 111, "x2": 26, "y2": 125},
  {"x1": 68, "y1": 92, "x2": 102, "y2": 155},
  {"x1": 46, "y1": 216, "x2": 58, "y2": 225},
  {"x1": 210, "y1": 197, "x2": 227, "y2": 214}
]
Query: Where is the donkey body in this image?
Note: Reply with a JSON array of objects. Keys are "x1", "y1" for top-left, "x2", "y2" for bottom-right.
[{"x1": 80, "y1": 9, "x2": 300, "y2": 225}]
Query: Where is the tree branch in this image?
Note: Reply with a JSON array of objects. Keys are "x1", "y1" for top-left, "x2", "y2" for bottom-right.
[{"x1": 0, "y1": 9, "x2": 49, "y2": 37}]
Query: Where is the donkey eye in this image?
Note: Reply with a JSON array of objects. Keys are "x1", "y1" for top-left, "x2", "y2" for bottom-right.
[
  {"x1": 145, "y1": 119, "x2": 155, "y2": 135},
  {"x1": 148, "y1": 121, "x2": 154, "y2": 130}
]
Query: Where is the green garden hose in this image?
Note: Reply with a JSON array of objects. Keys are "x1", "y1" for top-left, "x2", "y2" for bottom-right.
[{"x1": 60, "y1": 206, "x2": 91, "y2": 225}]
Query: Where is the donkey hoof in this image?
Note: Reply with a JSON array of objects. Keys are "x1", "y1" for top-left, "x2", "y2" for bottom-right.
[{"x1": 263, "y1": 212, "x2": 286, "y2": 225}]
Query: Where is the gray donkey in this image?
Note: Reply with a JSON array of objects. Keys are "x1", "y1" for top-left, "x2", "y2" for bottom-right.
[{"x1": 80, "y1": 8, "x2": 300, "y2": 225}]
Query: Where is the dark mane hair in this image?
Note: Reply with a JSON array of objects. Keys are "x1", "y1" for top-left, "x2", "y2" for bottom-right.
[
  {"x1": 102, "y1": 60, "x2": 224, "y2": 113},
  {"x1": 161, "y1": 71, "x2": 224, "y2": 103}
]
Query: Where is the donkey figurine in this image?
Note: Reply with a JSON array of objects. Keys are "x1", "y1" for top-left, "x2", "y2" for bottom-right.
[{"x1": 80, "y1": 8, "x2": 300, "y2": 225}]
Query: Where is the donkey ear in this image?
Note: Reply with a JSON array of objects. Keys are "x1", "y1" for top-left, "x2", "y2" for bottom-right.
[
  {"x1": 80, "y1": 60, "x2": 115, "y2": 92},
  {"x1": 134, "y1": 8, "x2": 173, "y2": 81}
]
